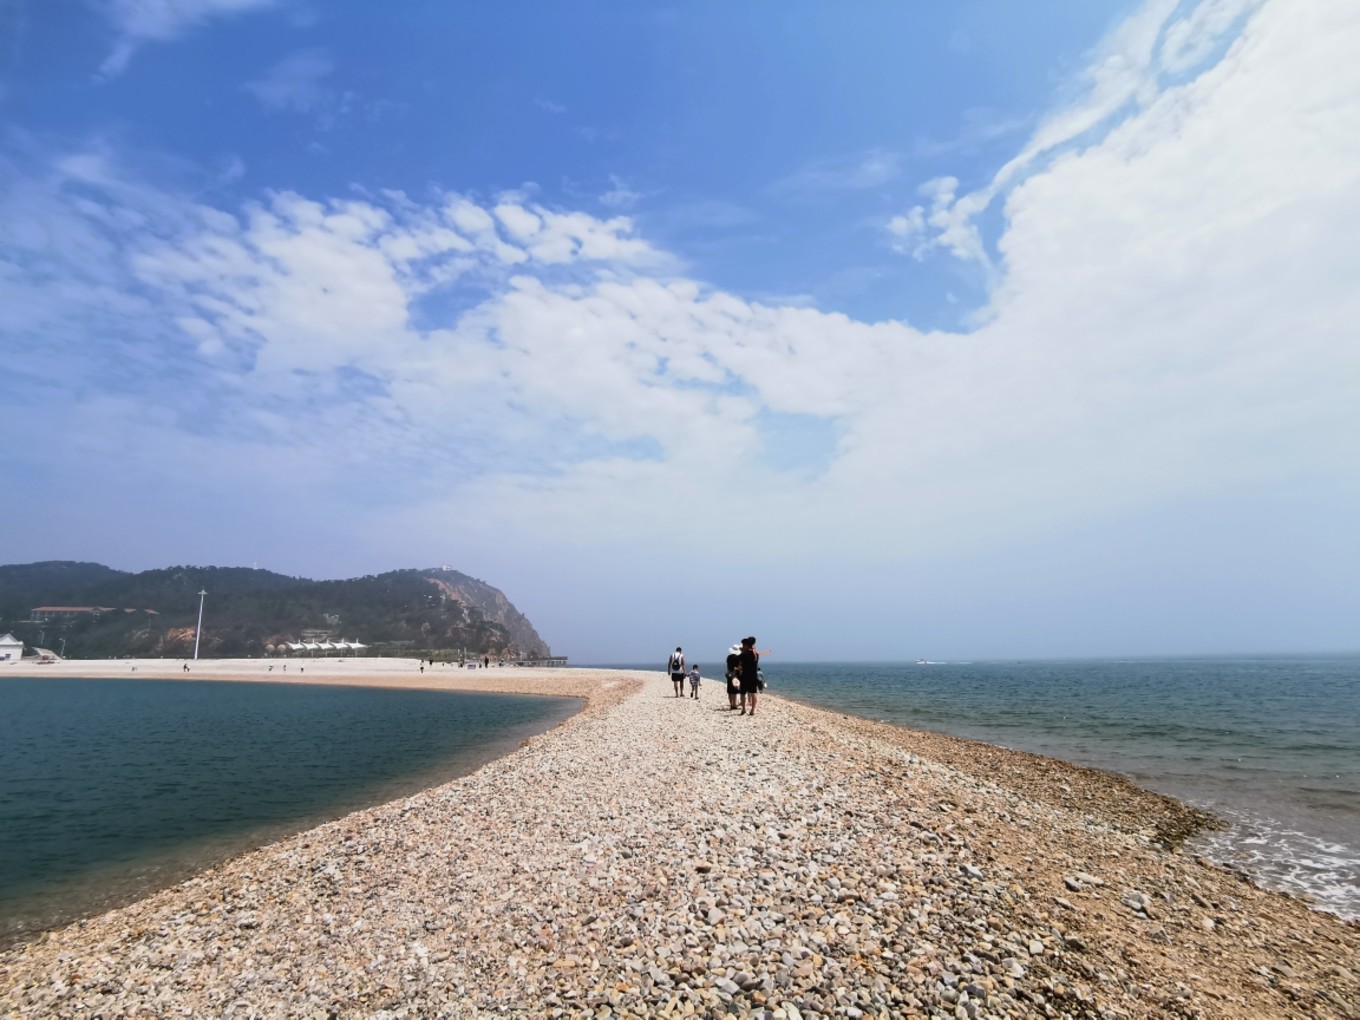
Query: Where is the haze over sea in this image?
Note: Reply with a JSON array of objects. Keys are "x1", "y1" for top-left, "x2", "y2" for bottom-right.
[{"x1": 610, "y1": 654, "x2": 1360, "y2": 920}]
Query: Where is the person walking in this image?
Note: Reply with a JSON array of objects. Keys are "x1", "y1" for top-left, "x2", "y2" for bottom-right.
[
  {"x1": 667, "y1": 646, "x2": 686, "y2": 697},
  {"x1": 737, "y1": 636, "x2": 771, "y2": 716},
  {"x1": 688, "y1": 663, "x2": 701, "y2": 699}
]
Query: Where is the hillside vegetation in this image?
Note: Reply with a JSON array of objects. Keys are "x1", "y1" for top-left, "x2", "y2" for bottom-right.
[{"x1": 0, "y1": 562, "x2": 551, "y2": 661}]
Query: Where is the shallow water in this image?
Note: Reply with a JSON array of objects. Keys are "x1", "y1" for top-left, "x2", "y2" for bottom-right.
[
  {"x1": 777, "y1": 657, "x2": 1360, "y2": 919},
  {"x1": 0, "y1": 677, "x2": 578, "y2": 945}
]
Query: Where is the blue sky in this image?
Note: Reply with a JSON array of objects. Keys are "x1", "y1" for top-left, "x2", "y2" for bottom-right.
[{"x1": 3, "y1": 0, "x2": 1358, "y2": 662}]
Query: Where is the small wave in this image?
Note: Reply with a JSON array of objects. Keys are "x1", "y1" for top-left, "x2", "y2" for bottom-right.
[{"x1": 1192, "y1": 811, "x2": 1360, "y2": 921}]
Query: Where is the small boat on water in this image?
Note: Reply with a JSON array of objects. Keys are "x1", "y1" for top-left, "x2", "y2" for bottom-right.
[{"x1": 915, "y1": 658, "x2": 927, "y2": 665}]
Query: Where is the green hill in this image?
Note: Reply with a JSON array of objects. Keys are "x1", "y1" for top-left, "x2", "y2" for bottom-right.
[
  {"x1": 0, "y1": 562, "x2": 552, "y2": 661},
  {"x1": 0, "y1": 561, "x2": 126, "y2": 619}
]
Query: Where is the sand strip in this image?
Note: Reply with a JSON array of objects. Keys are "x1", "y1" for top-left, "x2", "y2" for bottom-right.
[{"x1": 1, "y1": 661, "x2": 1356, "y2": 1018}]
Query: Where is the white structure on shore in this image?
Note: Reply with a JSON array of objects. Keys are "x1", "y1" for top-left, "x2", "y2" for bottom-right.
[
  {"x1": 283, "y1": 640, "x2": 367, "y2": 655},
  {"x1": 0, "y1": 633, "x2": 23, "y2": 661}
]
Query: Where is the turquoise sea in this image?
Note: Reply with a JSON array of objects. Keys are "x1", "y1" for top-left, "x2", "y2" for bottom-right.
[
  {"x1": 718, "y1": 655, "x2": 1358, "y2": 920},
  {"x1": 0, "y1": 678, "x2": 577, "y2": 946},
  {"x1": 2, "y1": 657, "x2": 1355, "y2": 946}
]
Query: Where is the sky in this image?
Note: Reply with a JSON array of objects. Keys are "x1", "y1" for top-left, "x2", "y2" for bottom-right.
[{"x1": 2, "y1": 0, "x2": 1358, "y2": 663}]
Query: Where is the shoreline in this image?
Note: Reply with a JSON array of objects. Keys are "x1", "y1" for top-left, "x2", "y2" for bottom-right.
[
  {"x1": 2, "y1": 660, "x2": 1356, "y2": 1017},
  {"x1": 0, "y1": 669, "x2": 591, "y2": 950},
  {"x1": 773, "y1": 689, "x2": 1223, "y2": 852}
]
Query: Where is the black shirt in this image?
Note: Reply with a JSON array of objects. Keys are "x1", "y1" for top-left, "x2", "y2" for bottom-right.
[{"x1": 738, "y1": 648, "x2": 759, "y2": 687}]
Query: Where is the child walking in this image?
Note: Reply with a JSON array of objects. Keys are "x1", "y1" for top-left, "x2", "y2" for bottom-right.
[{"x1": 688, "y1": 664, "x2": 701, "y2": 699}]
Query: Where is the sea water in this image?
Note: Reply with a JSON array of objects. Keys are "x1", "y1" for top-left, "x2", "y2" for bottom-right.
[
  {"x1": 755, "y1": 656, "x2": 1358, "y2": 920},
  {"x1": 602, "y1": 654, "x2": 1358, "y2": 918},
  {"x1": 0, "y1": 678, "x2": 578, "y2": 946}
]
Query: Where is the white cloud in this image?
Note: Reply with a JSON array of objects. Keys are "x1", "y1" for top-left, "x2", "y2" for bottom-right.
[
  {"x1": 773, "y1": 149, "x2": 902, "y2": 194},
  {"x1": 887, "y1": 176, "x2": 991, "y2": 266},
  {"x1": 911, "y1": 108, "x2": 1029, "y2": 158},
  {"x1": 493, "y1": 203, "x2": 543, "y2": 241},
  {"x1": 5, "y1": 0, "x2": 1359, "y2": 605},
  {"x1": 1160, "y1": 0, "x2": 1266, "y2": 75},
  {"x1": 445, "y1": 198, "x2": 495, "y2": 236},
  {"x1": 886, "y1": 207, "x2": 927, "y2": 258},
  {"x1": 888, "y1": 0, "x2": 1244, "y2": 267},
  {"x1": 599, "y1": 175, "x2": 641, "y2": 209},
  {"x1": 243, "y1": 49, "x2": 335, "y2": 113},
  {"x1": 97, "y1": 0, "x2": 279, "y2": 75}
]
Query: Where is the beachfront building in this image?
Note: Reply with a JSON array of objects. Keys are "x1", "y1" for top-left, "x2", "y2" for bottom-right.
[
  {"x1": 281, "y1": 639, "x2": 367, "y2": 657},
  {"x1": 0, "y1": 633, "x2": 23, "y2": 661}
]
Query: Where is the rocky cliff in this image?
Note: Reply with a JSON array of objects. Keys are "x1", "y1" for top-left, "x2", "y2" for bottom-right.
[{"x1": 421, "y1": 568, "x2": 550, "y2": 658}]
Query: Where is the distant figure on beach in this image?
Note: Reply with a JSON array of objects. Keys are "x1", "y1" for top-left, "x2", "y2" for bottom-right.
[
  {"x1": 668, "y1": 647, "x2": 686, "y2": 697},
  {"x1": 725, "y1": 645, "x2": 741, "y2": 710},
  {"x1": 483, "y1": 656, "x2": 489, "y2": 667},
  {"x1": 737, "y1": 636, "x2": 771, "y2": 716},
  {"x1": 688, "y1": 664, "x2": 701, "y2": 699},
  {"x1": 182, "y1": 663, "x2": 189, "y2": 672},
  {"x1": 282, "y1": 664, "x2": 286, "y2": 672},
  {"x1": 420, "y1": 664, "x2": 425, "y2": 674}
]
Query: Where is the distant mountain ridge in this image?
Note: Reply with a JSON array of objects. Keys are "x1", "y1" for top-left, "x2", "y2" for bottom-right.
[{"x1": 0, "y1": 561, "x2": 551, "y2": 660}]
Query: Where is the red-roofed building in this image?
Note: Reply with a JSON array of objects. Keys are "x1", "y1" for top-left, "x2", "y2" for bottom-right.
[{"x1": 29, "y1": 606, "x2": 116, "y2": 622}]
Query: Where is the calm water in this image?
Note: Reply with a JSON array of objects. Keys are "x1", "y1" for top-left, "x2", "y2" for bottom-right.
[
  {"x1": 607, "y1": 655, "x2": 1360, "y2": 919},
  {"x1": 0, "y1": 678, "x2": 577, "y2": 945}
]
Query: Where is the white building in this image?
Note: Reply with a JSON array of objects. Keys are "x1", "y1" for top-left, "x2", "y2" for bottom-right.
[{"x1": 0, "y1": 633, "x2": 24, "y2": 662}]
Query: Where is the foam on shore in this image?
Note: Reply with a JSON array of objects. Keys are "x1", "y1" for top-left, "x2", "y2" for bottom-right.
[{"x1": 1, "y1": 661, "x2": 1356, "y2": 1018}]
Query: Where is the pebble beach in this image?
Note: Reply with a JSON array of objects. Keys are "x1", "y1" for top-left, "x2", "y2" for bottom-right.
[{"x1": 1, "y1": 660, "x2": 1356, "y2": 1019}]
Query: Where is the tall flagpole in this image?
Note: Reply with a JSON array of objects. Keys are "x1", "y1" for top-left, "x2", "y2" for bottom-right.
[{"x1": 194, "y1": 589, "x2": 207, "y2": 661}]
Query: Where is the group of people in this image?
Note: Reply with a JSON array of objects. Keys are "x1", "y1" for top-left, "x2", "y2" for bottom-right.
[
  {"x1": 667, "y1": 636, "x2": 770, "y2": 716},
  {"x1": 667, "y1": 648, "x2": 703, "y2": 699}
]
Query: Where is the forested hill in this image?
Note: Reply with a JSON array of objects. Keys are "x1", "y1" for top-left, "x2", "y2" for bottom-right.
[{"x1": 0, "y1": 561, "x2": 551, "y2": 660}]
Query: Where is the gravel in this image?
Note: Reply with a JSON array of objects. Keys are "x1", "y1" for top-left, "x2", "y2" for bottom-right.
[{"x1": 1, "y1": 664, "x2": 1356, "y2": 1019}]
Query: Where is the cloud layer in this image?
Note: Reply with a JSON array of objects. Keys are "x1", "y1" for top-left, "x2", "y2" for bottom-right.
[
  {"x1": 5, "y1": 0, "x2": 1359, "y2": 656},
  {"x1": 98, "y1": 0, "x2": 279, "y2": 75}
]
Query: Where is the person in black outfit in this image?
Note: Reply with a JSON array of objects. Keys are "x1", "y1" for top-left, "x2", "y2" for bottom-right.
[
  {"x1": 724, "y1": 644, "x2": 741, "y2": 710},
  {"x1": 738, "y1": 635, "x2": 765, "y2": 716}
]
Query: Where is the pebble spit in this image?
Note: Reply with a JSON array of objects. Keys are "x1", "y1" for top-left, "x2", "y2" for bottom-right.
[{"x1": 1, "y1": 664, "x2": 1356, "y2": 1019}]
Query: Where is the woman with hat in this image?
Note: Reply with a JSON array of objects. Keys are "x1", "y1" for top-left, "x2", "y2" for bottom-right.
[{"x1": 724, "y1": 644, "x2": 741, "y2": 710}]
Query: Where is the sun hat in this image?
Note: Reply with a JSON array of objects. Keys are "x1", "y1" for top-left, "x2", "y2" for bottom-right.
[{"x1": 729, "y1": 644, "x2": 741, "y2": 654}]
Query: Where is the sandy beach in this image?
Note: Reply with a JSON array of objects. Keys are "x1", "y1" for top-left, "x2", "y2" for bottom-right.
[{"x1": 1, "y1": 659, "x2": 1356, "y2": 1018}]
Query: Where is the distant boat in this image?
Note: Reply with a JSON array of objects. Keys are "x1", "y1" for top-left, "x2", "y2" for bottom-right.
[{"x1": 916, "y1": 658, "x2": 927, "y2": 665}]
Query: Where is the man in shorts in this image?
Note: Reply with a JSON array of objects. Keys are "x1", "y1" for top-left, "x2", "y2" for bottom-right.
[{"x1": 667, "y1": 646, "x2": 686, "y2": 697}]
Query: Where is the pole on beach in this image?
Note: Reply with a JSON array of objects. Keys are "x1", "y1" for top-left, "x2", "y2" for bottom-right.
[{"x1": 194, "y1": 589, "x2": 207, "y2": 661}]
